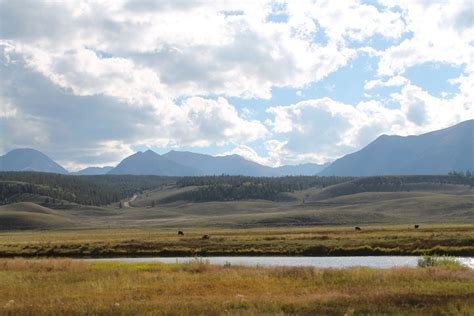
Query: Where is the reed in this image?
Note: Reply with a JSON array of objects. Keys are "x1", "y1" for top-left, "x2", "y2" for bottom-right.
[{"x1": 1, "y1": 258, "x2": 473, "y2": 315}]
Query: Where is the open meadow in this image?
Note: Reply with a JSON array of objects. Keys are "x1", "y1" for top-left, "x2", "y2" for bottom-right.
[
  {"x1": 0, "y1": 173, "x2": 473, "y2": 314},
  {"x1": 1, "y1": 258, "x2": 473, "y2": 315},
  {"x1": 1, "y1": 224, "x2": 473, "y2": 257}
]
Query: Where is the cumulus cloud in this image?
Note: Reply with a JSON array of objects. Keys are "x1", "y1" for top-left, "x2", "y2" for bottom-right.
[
  {"x1": 0, "y1": 43, "x2": 267, "y2": 170},
  {"x1": 219, "y1": 144, "x2": 275, "y2": 166},
  {"x1": 167, "y1": 97, "x2": 268, "y2": 147},
  {"x1": 377, "y1": 0, "x2": 474, "y2": 75},
  {"x1": 0, "y1": 0, "x2": 473, "y2": 168},
  {"x1": 364, "y1": 75, "x2": 409, "y2": 90},
  {"x1": 286, "y1": 0, "x2": 406, "y2": 43},
  {"x1": 266, "y1": 98, "x2": 400, "y2": 162},
  {"x1": 0, "y1": 0, "x2": 359, "y2": 100},
  {"x1": 266, "y1": 85, "x2": 474, "y2": 163}
]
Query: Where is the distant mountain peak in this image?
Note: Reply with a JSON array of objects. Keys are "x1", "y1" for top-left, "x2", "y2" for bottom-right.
[
  {"x1": 320, "y1": 120, "x2": 474, "y2": 176},
  {"x1": 0, "y1": 148, "x2": 68, "y2": 174},
  {"x1": 108, "y1": 149, "x2": 200, "y2": 176}
]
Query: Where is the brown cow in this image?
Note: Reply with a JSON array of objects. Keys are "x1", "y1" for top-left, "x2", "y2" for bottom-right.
[
  {"x1": 178, "y1": 231, "x2": 184, "y2": 236},
  {"x1": 414, "y1": 225, "x2": 419, "y2": 229},
  {"x1": 355, "y1": 226, "x2": 361, "y2": 231},
  {"x1": 202, "y1": 234, "x2": 210, "y2": 240}
]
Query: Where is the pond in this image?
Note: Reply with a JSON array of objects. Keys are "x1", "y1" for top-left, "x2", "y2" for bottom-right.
[{"x1": 87, "y1": 256, "x2": 474, "y2": 269}]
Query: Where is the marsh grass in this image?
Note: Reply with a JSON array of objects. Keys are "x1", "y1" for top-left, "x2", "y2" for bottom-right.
[
  {"x1": 1, "y1": 224, "x2": 473, "y2": 258},
  {"x1": 417, "y1": 255, "x2": 467, "y2": 269},
  {"x1": 0, "y1": 258, "x2": 473, "y2": 315}
]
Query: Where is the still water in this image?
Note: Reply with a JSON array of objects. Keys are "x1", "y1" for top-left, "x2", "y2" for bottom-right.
[{"x1": 87, "y1": 256, "x2": 474, "y2": 269}]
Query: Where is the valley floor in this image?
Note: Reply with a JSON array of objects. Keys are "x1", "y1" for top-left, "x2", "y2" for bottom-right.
[
  {"x1": 1, "y1": 224, "x2": 473, "y2": 257},
  {"x1": 0, "y1": 258, "x2": 473, "y2": 315}
]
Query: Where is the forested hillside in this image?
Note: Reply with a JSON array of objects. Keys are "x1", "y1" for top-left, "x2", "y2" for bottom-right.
[
  {"x1": 162, "y1": 176, "x2": 354, "y2": 202},
  {"x1": 0, "y1": 172, "x2": 175, "y2": 205},
  {"x1": 1, "y1": 172, "x2": 472, "y2": 206},
  {"x1": 309, "y1": 174, "x2": 473, "y2": 201}
]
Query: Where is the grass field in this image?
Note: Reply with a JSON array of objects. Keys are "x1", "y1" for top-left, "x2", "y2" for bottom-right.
[
  {"x1": 0, "y1": 258, "x2": 473, "y2": 315},
  {"x1": 1, "y1": 224, "x2": 473, "y2": 257},
  {"x1": 1, "y1": 187, "x2": 472, "y2": 230},
  {"x1": 1, "y1": 180, "x2": 472, "y2": 314}
]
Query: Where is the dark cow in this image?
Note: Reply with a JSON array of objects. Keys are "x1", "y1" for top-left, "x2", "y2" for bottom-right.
[
  {"x1": 178, "y1": 231, "x2": 184, "y2": 236},
  {"x1": 355, "y1": 226, "x2": 361, "y2": 231},
  {"x1": 414, "y1": 225, "x2": 419, "y2": 229},
  {"x1": 202, "y1": 234, "x2": 210, "y2": 240}
]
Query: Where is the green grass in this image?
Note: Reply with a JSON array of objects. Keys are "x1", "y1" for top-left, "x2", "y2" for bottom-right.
[
  {"x1": 418, "y1": 255, "x2": 467, "y2": 269},
  {"x1": 1, "y1": 224, "x2": 473, "y2": 257},
  {"x1": 0, "y1": 258, "x2": 473, "y2": 315}
]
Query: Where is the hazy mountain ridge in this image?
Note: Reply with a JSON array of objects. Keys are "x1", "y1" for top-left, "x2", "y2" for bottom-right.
[
  {"x1": 320, "y1": 120, "x2": 474, "y2": 176},
  {"x1": 0, "y1": 148, "x2": 68, "y2": 174},
  {"x1": 163, "y1": 151, "x2": 276, "y2": 176},
  {"x1": 108, "y1": 150, "x2": 201, "y2": 176},
  {"x1": 72, "y1": 166, "x2": 114, "y2": 175},
  {"x1": 0, "y1": 149, "x2": 327, "y2": 177},
  {"x1": 274, "y1": 162, "x2": 330, "y2": 176},
  {"x1": 2, "y1": 120, "x2": 472, "y2": 176}
]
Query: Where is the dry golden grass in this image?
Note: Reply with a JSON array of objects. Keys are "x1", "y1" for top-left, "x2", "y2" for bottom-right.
[
  {"x1": 1, "y1": 224, "x2": 473, "y2": 257},
  {"x1": 0, "y1": 258, "x2": 473, "y2": 315}
]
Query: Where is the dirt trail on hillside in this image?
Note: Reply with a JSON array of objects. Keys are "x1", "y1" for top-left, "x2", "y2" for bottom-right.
[{"x1": 123, "y1": 194, "x2": 137, "y2": 208}]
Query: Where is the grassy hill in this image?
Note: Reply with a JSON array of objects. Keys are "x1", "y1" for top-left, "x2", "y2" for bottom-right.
[
  {"x1": 0, "y1": 202, "x2": 75, "y2": 230},
  {"x1": 306, "y1": 175, "x2": 472, "y2": 202},
  {"x1": 0, "y1": 173, "x2": 472, "y2": 230}
]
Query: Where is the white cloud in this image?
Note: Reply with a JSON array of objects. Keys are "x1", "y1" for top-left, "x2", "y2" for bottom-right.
[
  {"x1": 58, "y1": 140, "x2": 134, "y2": 172},
  {"x1": 266, "y1": 83, "x2": 474, "y2": 163},
  {"x1": 266, "y1": 98, "x2": 402, "y2": 162},
  {"x1": 219, "y1": 144, "x2": 275, "y2": 166},
  {"x1": 168, "y1": 97, "x2": 268, "y2": 147},
  {"x1": 364, "y1": 75, "x2": 409, "y2": 90},
  {"x1": 391, "y1": 83, "x2": 474, "y2": 129},
  {"x1": 287, "y1": 0, "x2": 405, "y2": 43},
  {"x1": 0, "y1": 44, "x2": 267, "y2": 166},
  {"x1": 1, "y1": 0, "x2": 473, "y2": 168},
  {"x1": 377, "y1": 0, "x2": 474, "y2": 75},
  {"x1": 0, "y1": 0, "x2": 359, "y2": 100}
]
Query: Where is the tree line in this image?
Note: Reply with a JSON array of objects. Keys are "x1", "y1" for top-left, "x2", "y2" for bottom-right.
[
  {"x1": 1, "y1": 172, "x2": 471, "y2": 206},
  {"x1": 313, "y1": 174, "x2": 474, "y2": 201},
  {"x1": 162, "y1": 175, "x2": 355, "y2": 203},
  {"x1": 0, "y1": 172, "x2": 175, "y2": 206}
]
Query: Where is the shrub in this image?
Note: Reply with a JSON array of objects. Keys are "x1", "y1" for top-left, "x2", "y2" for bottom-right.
[{"x1": 417, "y1": 255, "x2": 465, "y2": 269}]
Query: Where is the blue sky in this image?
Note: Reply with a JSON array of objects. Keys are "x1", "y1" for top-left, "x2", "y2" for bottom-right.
[{"x1": 0, "y1": 0, "x2": 473, "y2": 171}]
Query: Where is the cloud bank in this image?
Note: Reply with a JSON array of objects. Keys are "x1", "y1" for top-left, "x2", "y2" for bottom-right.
[{"x1": 1, "y1": 0, "x2": 472, "y2": 169}]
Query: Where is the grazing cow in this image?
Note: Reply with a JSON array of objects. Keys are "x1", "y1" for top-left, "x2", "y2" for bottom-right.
[
  {"x1": 414, "y1": 225, "x2": 419, "y2": 229},
  {"x1": 202, "y1": 234, "x2": 210, "y2": 240},
  {"x1": 355, "y1": 226, "x2": 361, "y2": 231},
  {"x1": 178, "y1": 231, "x2": 184, "y2": 236}
]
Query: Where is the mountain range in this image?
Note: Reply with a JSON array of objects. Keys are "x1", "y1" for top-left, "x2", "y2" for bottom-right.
[
  {"x1": 71, "y1": 166, "x2": 114, "y2": 175},
  {"x1": 0, "y1": 148, "x2": 327, "y2": 176},
  {"x1": 1, "y1": 120, "x2": 472, "y2": 176},
  {"x1": 320, "y1": 119, "x2": 473, "y2": 176}
]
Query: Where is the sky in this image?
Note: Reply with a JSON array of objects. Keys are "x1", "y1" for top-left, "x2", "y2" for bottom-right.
[{"x1": 0, "y1": 0, "x2": 473, "y2": 171}]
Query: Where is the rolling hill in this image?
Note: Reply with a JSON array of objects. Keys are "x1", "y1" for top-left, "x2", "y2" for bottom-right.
[
  {"x1": 0, "y1": 148, "x2": 68, "y2": 174},
  {"x1": 0, "y1": 202, "x2": 74, "y2": 230},
  {"x1": 0, "y1": 172, "x2": 472, "y2": 230},
  {"x1": 320, "y1": 120, "x2": 474, "y2": 176}
]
